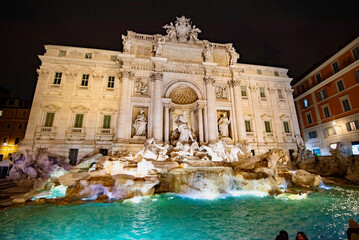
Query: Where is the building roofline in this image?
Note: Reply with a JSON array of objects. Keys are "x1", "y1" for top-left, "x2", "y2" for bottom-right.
[{"x1": 292, "y1": 36, "x2": 359, "y2": 87}]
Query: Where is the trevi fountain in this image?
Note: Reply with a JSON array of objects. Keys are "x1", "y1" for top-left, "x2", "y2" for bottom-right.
[{"x1": 1, "y1": 16, "x2": 359, "y2": 240}]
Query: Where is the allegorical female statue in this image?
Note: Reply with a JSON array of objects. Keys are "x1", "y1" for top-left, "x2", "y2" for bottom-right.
[
  {"x1": 218, "y1": 113, "x2": 230, "y2": 138},
  {"x1": 133, "y1": 110, "x2": 147, "y2": 136}
]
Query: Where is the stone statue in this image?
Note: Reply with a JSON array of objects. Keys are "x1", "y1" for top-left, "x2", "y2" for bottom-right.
[
  {"x1": 154, "y1": 37, "x2": 165, "y2": 56},
  {"x1": 227, "y1": 46, "x2": 239, "y2": 65},
  {"x1": 162, "y1": 16, "x2": 201, "y2": 43},
  {"x1": 122, "y1": 35, "x2": 132, "y2": 54},
  {"x1": 175, "y1": 111, "x2": 195, "y2": 143},
  {"x1": 189, "y1": 25, "x2": 201, "y2": 42},
  {"x1": 133, "y1": 110, "x2": 147, "y2": 136},
  {"x1": 218, "y1": 113, "x2": 230, "y2": 138},
  {"x1": 202, "y1": 43, "x2": 214, "y2": 62},
  {"x1": 163, "y1": 22, "x2": 176, "y2": 40}
]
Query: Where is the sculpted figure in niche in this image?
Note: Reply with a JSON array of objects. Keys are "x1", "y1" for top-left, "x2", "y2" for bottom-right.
[
  {"x1": 175, "y1": 111, "x2": 195, "y2": 143},
  {"x1": 228, "y1": 46, "x2": 239, "y2": 65},
  {"x1": 154, "y1": 37, "x2": 166, "y2": 56},
  {"x1": 189, "y1": 25, "x2": 201, "y2": 42},
  {"x1": 122, "y1": 35, "x2": 132, "y2": 54},
  {"x1": 202, "y1": 43, "x2": 214, "y2": 62},
  {"x1": 133, "y1": 110, "x2": 147, "y2": 136},
  {"x1": 218, "y1": 113, "x2": 230, "y2": 138}
]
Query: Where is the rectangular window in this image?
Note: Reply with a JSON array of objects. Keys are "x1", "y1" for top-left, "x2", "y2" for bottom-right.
[
  {"x1": 318, "y1": 89, "x2": 327, "y2": 101},
  {"x1": 259, "y1": 87, "x2": 266, "y2": 98},
  {"x1": 14, "y1": 137, "x2": 20, "y2": 145},
  {"x1": 316, "y1": 73, "x2": 322, "y2": 83},
  {"x1": 264, "y1": 121, "x2": 271, "y2": 133},
  {"x1": 346, "y1": 120, "x2": 359, "y2": 132},
  {"x1": 6, "y1": 123, "x2": 12, "y2": 129},
  {"x1": 59, "y1": 50, "x2": 66, "y2": 57},
  {"x1": 103, "y1": 115, "x2": 111, "y2": 129},
  {"x1": 323, "y1": 107, "x2": 331, "y2": 118},
  {"x1": 44, "y1": 113, "x2": 54, "y2": 127},
  {"x1": 356, "y1": 70, "x2": 359, "y2": 83},
  {"x1": 69, "y1": 149, "x2": 78, "y2": 166},
  {"x1": 336, "y1": 79, "x2": 345, "y2": 92},
  {"x1": 241, "y1": 86, "x2": 247, "y2": 97},
  {"x1": 283, "y1": 121, "x2": 290, "y2": 133},
  {"x1": 303, "y1": 99, "x2": 309, "y2": 108},
  {"x1": 300, "y1": 84, "x2": 305, "y2": 93},
  {"x1": 3, "y1": 137, "x2": 7, "y2": 144},
  {"x1": 107, "y1": 76, "x2": 115, "y2": 88},
  {"x1": 85, "y1": 53, "x2": 92, "y2": 59},
  {"x1": 352, "y1": 45, "x2": 359, "y2": 60},
  {"x1": 332, "y1": 61, "x2": 340, "y2": 73},
  {"x1": 274, "y1": 71, "x2": 279, "y2": 76},
  {"x1": 18, "y1": 123, "x2": 23, "y2": 129},
  {"x1": 22, "y1": 110, "x2": 27, "y2": 117},
  {"x1": 306, "y1": 113, "x2": 313, "y2": 124},
  {"x1": 309, "y1": 131, "x2": 317, "y2": 139},
  {"x1": 277, "y1": 89, "x2": 284, "y2": 99},
  {"x1": 342, "y1": 99, "x2": 351, "y2": 112},
  {"x1": 245, "y1": 120, "x2": 252, "y2": 132},
  {"x1": 54, "y1": 72, "x2": 62, "y2": 84},
  {"x1": 74, "y1": 114, "x2": 84, "y2": 128},
  {"x1": 81, "y1": 74, "x2": 89, "y2": 86},
  {"x1": 257, "y1": 69, "x2": 262, "y2": 75}
]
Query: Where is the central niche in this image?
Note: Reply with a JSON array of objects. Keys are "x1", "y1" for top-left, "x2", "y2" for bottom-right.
[{"x1": 169, "y1": 86, "x2": 198, "y2": 104}]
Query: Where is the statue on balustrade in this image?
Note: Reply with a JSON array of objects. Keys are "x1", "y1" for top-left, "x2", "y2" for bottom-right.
[
  {"x1": 133, "y1": 110, "x2": 147, "y2": 137},
  {"x1": 218, "y1": 113, "x2": 230, "y2": 138}
]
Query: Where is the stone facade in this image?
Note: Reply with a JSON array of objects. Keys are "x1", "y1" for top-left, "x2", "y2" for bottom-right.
[{"x1": 20, "y1": 16, "x2": 300, "y2": 162}]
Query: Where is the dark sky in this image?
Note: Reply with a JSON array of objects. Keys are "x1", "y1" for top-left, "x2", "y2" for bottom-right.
[{"x1": 1, "y1": 0, "x2": 358, "y2": 102}]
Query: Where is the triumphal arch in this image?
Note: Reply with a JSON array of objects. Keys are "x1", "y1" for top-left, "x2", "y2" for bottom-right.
[{"x1": 21, "y1": 16, "x2": 300, "y2": 161}]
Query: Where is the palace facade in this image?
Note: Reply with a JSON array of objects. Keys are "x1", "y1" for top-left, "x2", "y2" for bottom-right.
[
  {"x1": 292, "y1": 37, "x2": 359, "y2": 156},
  {"x1": 20, "y1": 16, "x2": 300, "y2": 163}
]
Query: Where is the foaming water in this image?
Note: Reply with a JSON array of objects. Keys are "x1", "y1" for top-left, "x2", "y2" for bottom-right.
[{"x1": 1, "y1": 186, "x2": 359, "y2": 240}]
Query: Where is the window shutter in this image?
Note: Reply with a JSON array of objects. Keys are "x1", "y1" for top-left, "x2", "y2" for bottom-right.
[{"x1": 346, "y1": 122, "x2": 351, "y2": 132}]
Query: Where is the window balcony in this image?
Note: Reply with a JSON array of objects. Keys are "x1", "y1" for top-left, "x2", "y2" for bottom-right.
[
  {"x1": 96, "y1": 128, "x2": 114, "y2": 141},
  {"x1": 36, "y1": 126, "x2": 57, "y2": 140},
  {"x1": 66, "y1": 128, "x2": 86, "y2": 140}
]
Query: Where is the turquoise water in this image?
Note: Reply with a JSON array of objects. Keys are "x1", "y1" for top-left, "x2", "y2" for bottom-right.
[{"x1": 0, "y1": 186, "x2": 358, "y2": 240}]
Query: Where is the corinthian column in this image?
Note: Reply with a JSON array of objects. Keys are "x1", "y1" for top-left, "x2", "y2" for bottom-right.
[
  {"x1": 197, "y1": 101, "x2": 205, "y2": 144},
  {"x1": 151, "y1": 72, "x2": 163, "y2": 142},
  {"x1": 230, "y1": 79, "x2": 246, "y2": 141},
  {"x1": 116, "y1": 70, "x2": 133, "y2": 140},
  {"x1": 204, "y1": 76, "x2": 218, "y2": 143}
]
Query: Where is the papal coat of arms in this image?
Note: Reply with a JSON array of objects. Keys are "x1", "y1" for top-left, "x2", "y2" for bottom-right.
[{"x1": 163, "y1": 16, "x2": 201, "y2": 43}]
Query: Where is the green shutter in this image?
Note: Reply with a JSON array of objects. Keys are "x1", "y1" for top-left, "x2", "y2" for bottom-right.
[
  {"x1": 74, "y1": 114, "x2": 83, "y2": 128},
  {"x1": 44, "y1": 113, "x2": 54, "y2": 127},
  {"x1": 103, "y1": 115, "x2": 111, "y2": 129}
]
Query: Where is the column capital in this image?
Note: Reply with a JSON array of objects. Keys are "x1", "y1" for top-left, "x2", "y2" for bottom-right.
[
  {"x1": 249, "y1": 84, "x2": 258, "y2": 91},
  {"x1": 285, "y1": 87, "x2": 294, "y2": 94},
  {"x1": 267, "y1": 87, "x2": 276, "y2": 93},
  {"x1": 120, "y1": 70, "x2": 134, "y2": 79},
  {"x1": 64, "y1": 71, "x2": 79, "y2": 77},
  {"x1": 228, "y1": 79, "x2": 241, "y2": 87},
  {"x1": 204, "y1": 76, "x2": 215, "y2": 85},
  {"x1": 150, "y1": 72, "x2": 163, "y2": 82}
]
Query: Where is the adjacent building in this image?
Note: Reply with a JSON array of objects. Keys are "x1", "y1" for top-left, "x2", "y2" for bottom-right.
[
  {"x1": 292, "y1": 37, "x2": 359, "y2": 156},
  {"x1": 20, "y1": 16, "x2": 300, "y2": 163},
  {"x1": 0, "y1": 98, "x2": 30, "y2": 160}
]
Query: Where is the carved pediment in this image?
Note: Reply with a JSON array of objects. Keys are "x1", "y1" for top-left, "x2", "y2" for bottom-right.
[
  {"x1": 42, "y1": 104, "x2": 61, "y2": 111},
  {"x1": 71, "y1": 105, "x2": 89, "y2": 113}
]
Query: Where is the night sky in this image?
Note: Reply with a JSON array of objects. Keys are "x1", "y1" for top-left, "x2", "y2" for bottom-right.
[{"x1": 1, "y1": 0, "x2": 358, "y2": 102}]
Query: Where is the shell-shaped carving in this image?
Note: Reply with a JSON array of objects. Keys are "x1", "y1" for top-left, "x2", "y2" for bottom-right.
[{"x1": 169, "y1": 86, "x2": 198, "y2": 105}]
